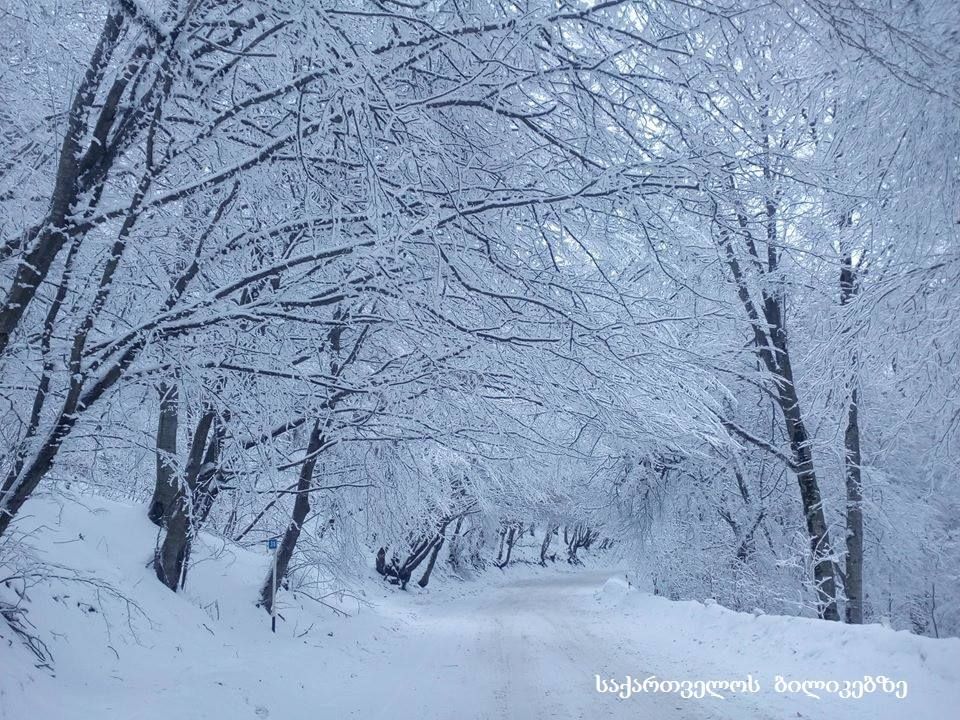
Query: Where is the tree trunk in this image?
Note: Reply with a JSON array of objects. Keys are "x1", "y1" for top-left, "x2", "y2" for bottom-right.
[
  {"x1": 418, "y1": 537, "x2": 445, "y2": 588},
  {"x1": 148, "y1": 382, "x2": 179, "y2": 526},
  {"x1": 841, "y1": 252, "x2": 864, "y2": 624},
  {"x1": 496, "y1": 526, "x2": 507, "y2": 563},
  {"x1": 567, "y1": 523, "x2": 587, "y2": 565},
  {"x1": 447, "y1": 517, "x2": 465, "y2": 571},
  {"x1": 398, "y1": 537, "x2": 436, "y2": 590},
  {"x1": 719, "y1": 225, "x2": 840, "y2": 621},
  {"x1": 259, "y1": 419, "x2": 326, "y2": 613},
  {"x1": 194, "y1": 414, "x2": 226, "y2": 529},
  {"x1": 259, "y1": 316, "x2": 361, "y2": 611},
  {"x1": 0, "y1": 11, "x2": 128, "y2": 358},
  {"x1": 155, "y1": 409, "x2": 215, "y2": 591},
  {"x1": 498, "y1": 525, "x2": 517, "y2": 569},
  {"x1": 539, "y1": 523, "x2": 557, "y2": 565},
  {"x1": 775, "y1": 374, "x2": 840, "y2": 620}
]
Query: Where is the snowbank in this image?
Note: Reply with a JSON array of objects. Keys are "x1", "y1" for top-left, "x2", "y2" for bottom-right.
[
  {"x1": 595, "y1": 575, "x2": 631, "y2": 606},
  {"x1": 592, "y1": 579, "x2": 960, "y2": 719},
  {"x1": 0, "y1": 492, "x2": 414, "y2": 720}
]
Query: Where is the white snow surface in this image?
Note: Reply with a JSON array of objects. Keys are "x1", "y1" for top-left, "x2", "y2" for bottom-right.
[{"x1": 2, "y1": 492, "x2": 958, "y2": 720}]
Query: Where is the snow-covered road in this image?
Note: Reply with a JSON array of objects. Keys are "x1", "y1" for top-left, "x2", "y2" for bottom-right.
[
  {"x1": 335, "y1": 570, "x2": 762, "y2": 720},
  {"x1": 329, "y1": 568, "x2": 959, "y2": 720}
]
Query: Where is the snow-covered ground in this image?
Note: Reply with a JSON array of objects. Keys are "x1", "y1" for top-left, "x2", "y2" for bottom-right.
[{"x1": 2, "y1": 493, "x2": 958, "y2": 720}]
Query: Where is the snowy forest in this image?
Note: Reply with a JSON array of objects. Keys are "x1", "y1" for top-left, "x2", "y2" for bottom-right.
[{"x1": 1, "y1": 0, "x2": 959, "y2": 718}]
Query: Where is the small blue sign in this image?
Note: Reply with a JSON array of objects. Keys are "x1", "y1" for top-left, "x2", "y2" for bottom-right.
[{"x1": 267, "y1": 538, "x2": 278, "y2": 550}]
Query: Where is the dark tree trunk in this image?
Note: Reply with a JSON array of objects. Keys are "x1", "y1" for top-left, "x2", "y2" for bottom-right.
[
  {"x1": 396, "y1": 537, "x2": 436, "y2": 588},
  {"x1": 719, "y1": 221, "x2": 840, "y2": 621},
  {"x1": 155, "y1": 409, "x2": 215, "y2": 591},
  {"x1": 379, "y1": 514, "x2": 465, "y2": 589},
  {"x1": 260, "y1": 418, "x2": 326, "y2": 613},
  {"x1": 539, "y1": 523, "x2": 557, "y2": 565},
  {"x1": 418, "y1": 537, "x2": 445, "y2": 588},
  {"x1": 497, "y1": 525, "x2": 517, "y2": 569},
  {"x1": 0, "y1": 33, "x2": 179, "y2": 541},
  {"x1": 567, "y1": 527, "x2": 582, "y2": 565},
  {"x1": 194, "y1": 413, "x2": 226, "y2": 529},
  {"x1": 0, "y1": 11, "x2": 129, "y2": 358},
  {"x1": 773, "y1": 361, "x2": 840, "y2": 620},
  {"x1": 447, "y1": 517, "x2": 465, "y2": 571},
  {"x1": 398, "y1": 547, "x2": 425, "y2": 590},
  {"x1": 843, "y1": 387, "x2": 864, "y2": 623},
  {"x1": 841, "y1": 252, "x2": 864, "y2": 624},
  {"x1": 149, "y1": 382, "x2": 179, "y2": 526},
  {"x1": 259, "y1": 315, "x2": 362, "y2": 612},
  {"x1": 583, "y1": 527, "x2": 599, "y2": 550}
]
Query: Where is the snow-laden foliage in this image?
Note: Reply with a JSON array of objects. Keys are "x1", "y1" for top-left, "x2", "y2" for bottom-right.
[{"x1": 1, "y1": 0, "x2": 958, "y2": 641}]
